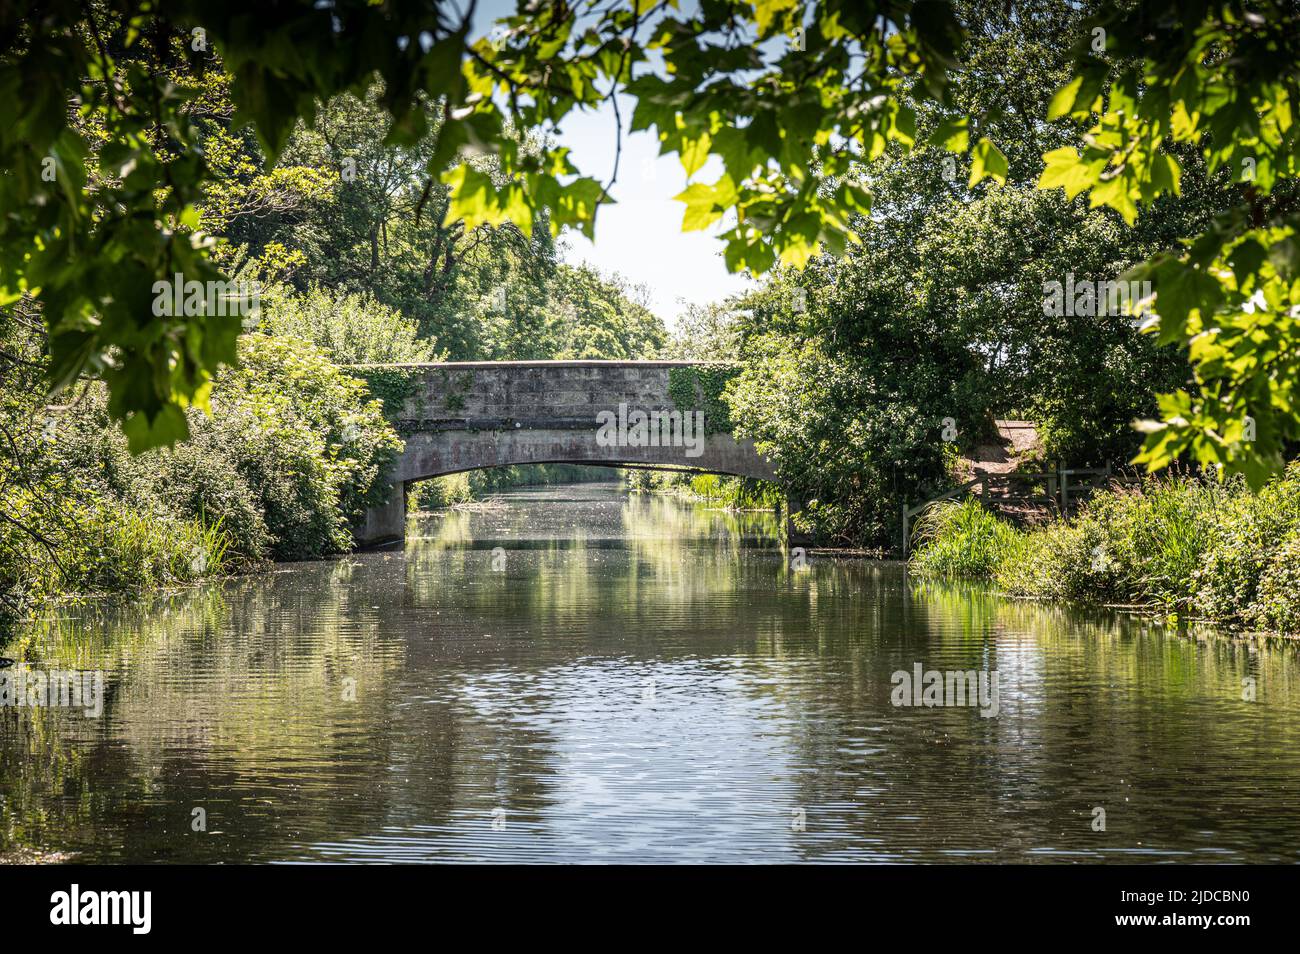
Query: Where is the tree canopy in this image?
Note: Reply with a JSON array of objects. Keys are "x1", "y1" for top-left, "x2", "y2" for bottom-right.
[{"x1": 2, "y1": 0, "x2": 1299, "y2": 485}]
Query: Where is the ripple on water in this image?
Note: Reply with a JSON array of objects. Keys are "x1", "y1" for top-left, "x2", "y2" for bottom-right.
[{"x1": 3, "y1": 484, "x2": 1300, "y2": 863}]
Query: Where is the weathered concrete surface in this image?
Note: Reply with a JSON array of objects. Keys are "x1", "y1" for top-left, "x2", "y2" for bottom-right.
[
  {"x1": 358, "y1": 480, "x2": 406, "y2": 548},
  {"x1": 353, "y1": 360, "x2": 776, "y2": 547}
]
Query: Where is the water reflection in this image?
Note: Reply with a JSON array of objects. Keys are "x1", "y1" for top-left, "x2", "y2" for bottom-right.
[{"x1": 2, "y1": 483, "x2": 1298, "y2": 863}]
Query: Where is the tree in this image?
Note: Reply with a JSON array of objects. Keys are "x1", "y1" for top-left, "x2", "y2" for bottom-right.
[
  {"x1": 1035, "y1": 0, "x2": 1300, "y2": 484},
  {"x1": 1, "y1": 0, "x2": 956, "y2": 449},
  {"x1": 3, "y1": 0, "x2": 1300, "y2": 485}
]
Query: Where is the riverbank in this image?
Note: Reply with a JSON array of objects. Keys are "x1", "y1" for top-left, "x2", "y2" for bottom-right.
[
  {"x1": 0, "y1": 334, "x2": 401, "y2": 642},
  {"x1": 622, "y1": 468, "x2": 784, "y2": 511},
  {"x1": 407, "y1": 464, "x2": 620, "y2": 511},
  {"x1": 908, "y1": 465, "x2": 1300, "y2": 635}
]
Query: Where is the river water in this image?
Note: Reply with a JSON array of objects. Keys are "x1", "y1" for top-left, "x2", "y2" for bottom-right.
[{"x1": 2, "y1": 482, "x2": 1298, "y2": 863}]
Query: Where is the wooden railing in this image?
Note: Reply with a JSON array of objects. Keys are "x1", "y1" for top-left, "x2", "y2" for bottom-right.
[{"x1": 902, "y1": 464, "x2": 1117, "y2": 557}]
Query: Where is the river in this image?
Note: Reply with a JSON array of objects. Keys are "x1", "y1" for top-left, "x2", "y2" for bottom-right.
[{"x1": 2, "y1": 482, "x2": 1298, "y2": 863}]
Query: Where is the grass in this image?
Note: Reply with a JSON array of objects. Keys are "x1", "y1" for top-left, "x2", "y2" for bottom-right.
[
  {"x1": 910, "y1": 498, "x2": 1021, "y2": 578},
  {"x1": 910, "y1": 465, "x2": 1300, "y2": 633},
  {"x1": 2, "y1": 491, "x2": 233, "y2": 627},
  {"x1": 625, "y1": 469, "x2": 783, "y2": 510}
]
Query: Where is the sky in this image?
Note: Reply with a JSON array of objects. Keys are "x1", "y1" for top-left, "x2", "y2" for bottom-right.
[
  {"x1": 467, "y1": 0, "x2": 753, "y2": 328},
  {"x1": 554, "y1": 96, "x2": 753, "y2": 326}
]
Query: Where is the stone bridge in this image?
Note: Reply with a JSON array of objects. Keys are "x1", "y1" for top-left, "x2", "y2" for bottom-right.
[{"x1": 353, "y1": 360, "x2": 776, "y2": 546}]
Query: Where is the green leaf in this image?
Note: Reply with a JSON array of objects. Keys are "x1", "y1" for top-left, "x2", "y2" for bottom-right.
[
  {"x1": 968, "y1": 137, "x2": 1007, "y2": 187},
  {"x1": 677, "y1": 182, "x2": 724, "y2": 231},
  {"x1": 1038, "y1": 147, "x2": 1094, "y2": 198},
  {"x1": 929, "y1": 116, "x2": 968, "y2": 152}
]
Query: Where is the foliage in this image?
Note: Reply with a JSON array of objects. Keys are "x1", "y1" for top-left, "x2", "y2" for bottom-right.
[
  {"x1": 667, "y1": 365, "x2": 739, "y2": 435},
  {"x1": 407, "y1": 464, "x2": 621, "y2": 511},
  {"x1": 255, "y1": 285, "x2": 442, "y2": 365},
  {"x1": 451, "y1": 1, "x2": 960, "y2": 269},
  {"x1": 990, "y1": 516, "x2": 1111, "y2": 604},
  {"x1": 0, "y1": 327, "x2": 401, "y2": 636},
  {"x1": 910, "y1": 183, "x2": 1215, "y2": 464},
  {"x1": 7, "y1": 0, "x2": 1300, "y2": 490},
  {"x1": 1082, "y1": 478, "x2": 1224, "y2": 609},
  {"x1": 1036, "y1": 0, "x2": 1300, "y2": 484},
  {"x1": 910, "y1": 499, "x2": 1022, "y2": 578},
  {"x1": 548, "y1": 265, "x2": 665, "y2": 360},
  {"x1": 1192, "y1": 466, "x2": 1300, "y2": 622},
  {"x1": 53, "y1": 333, "x2": 403, "y2": 564},
  {"x1": 409, "y1": 473, "x2": 474, "y2": 511},
  {"x1": 1249, "y1": 530, "x2": 1300, "y2": 634},
  {"x1": 723, "y1": 266, "x2": 979, "y2": 546},
  {"x1": 624, "y1": 468, "x2": 782, "y2": 511},
  {"x1": 1, "y1": 477, "x2": 231, "y2": 621},
  {"x1": 666, "y1": 301, "x2": 745, "y2": 362},
  {"x1": 989, "y1": 478, "x2": 1226, "y2": 612},
  {"x1": 1, "y1": 2, "x2": 680, "y2": 447},
  {"x1": 214, "y1": 334, "x2": 402, "y2": 557},
  {"x1": 680, "y1": 0, "x2": 1234, "y2": 549},
  {"x1": 225, "y1": 87, "x2": 666, "y2": 364},
  {"x1": 914, "y1": 467, "x2": 1300, "y2": 632}
]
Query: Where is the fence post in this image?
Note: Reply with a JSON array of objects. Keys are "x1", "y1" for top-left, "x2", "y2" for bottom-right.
[{"x1": 902, "y1": 504, "x2": 909, "y2": 559}]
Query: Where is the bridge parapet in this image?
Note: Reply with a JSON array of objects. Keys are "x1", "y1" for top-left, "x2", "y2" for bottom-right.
[{"x1": 355, "y1": 360, "x2": 722, "y2": 427}]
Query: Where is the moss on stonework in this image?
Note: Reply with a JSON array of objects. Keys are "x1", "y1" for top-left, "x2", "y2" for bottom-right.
[
  {"x1": 668, "y1": 365, "x2": 739, "y2": 435},
  {"x1": 353, "y1": 367, "x2": 422, "y2": 418},
  {"x1": 439, "y1": 370, "x2": 474, "y2": 412}
]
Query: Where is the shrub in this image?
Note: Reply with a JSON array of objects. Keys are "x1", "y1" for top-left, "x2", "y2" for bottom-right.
[
  {"x1": 46, "y1": 497, "x2": 230, "y2": 597},
  {"x1": 210, "y1": 334, "x2": 403, "y2": 559},
  {"x1": 1084, "y1": 477, "x2": 1223, "y2": 610},
  {"x1": 1249, "y1": 529, "x2": 1300, "y2": 634},
  {"x1": 48, "y1": 334, "x2": 401, "y2": 564},
  {"x1": 916, "y1": 468, "x2": 1300, "y2": 630},
  {"x1": 3, "y1": 332, "x2": 402, "y2": 633},
  {"x1": 910, "y1": 498, "x2": 1020, "y2": 578},
  {"x1": 409, "y1": 473, "x2": 473, "y2": 510},
  {"x1": 994, "y1": 512, "x2": 1118, "y2": 602},
  {"x1": 256, "y1": 285, "x2": 442, "y2": 365},
  {"x1": 1193, "y1": 466, "x2": 1300, "y2": 624}
]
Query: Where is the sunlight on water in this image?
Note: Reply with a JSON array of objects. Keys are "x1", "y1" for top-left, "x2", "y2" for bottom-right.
[{"x1": 2, "y1": 483, "x2": 1299, "y2": 863}]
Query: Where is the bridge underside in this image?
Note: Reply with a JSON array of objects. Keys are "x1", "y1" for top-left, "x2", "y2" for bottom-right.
[{"x1": 357, "y1": 427, "x2": 777, "y2": 547}]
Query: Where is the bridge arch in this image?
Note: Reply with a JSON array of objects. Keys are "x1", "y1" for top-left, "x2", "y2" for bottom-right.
[{"x1": 352, "y1": 361, "x2": 777, "y2": 546}]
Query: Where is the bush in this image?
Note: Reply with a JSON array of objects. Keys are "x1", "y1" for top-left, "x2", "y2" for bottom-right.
[
  {"x1": 256, "y1": 285, "x2": 442, "y2": 365},
  {"x1": 46, "y1": 497, "x2": 230, "y2": 597},
  {"x1": 50, "y1": 333, "x2": 401, "y2": 563},
  {"x1": 985, "y1": 478, "x2": 1221, "y2": 611},
  {"x1": 994, "y1": 512, "x2": 1117, "y2": 602},
  {"x1": 206, "y1": 334, "x2": 403, "y2": 559},
  {"x1": 1084, "y1": 478, "x2": 1223, "y2": 610},
  {"x1": 1249, "y1": 530, "x2": 1300, "y2": 634},
  {"x1": 0, "y1": 332, "x2": 403, "y2": 636},
  {"x1": 1193, "y1": 466, "x2": 1300, "y2": 624},
  {"x1": 910, "y1": 499, "x2": 1021, "y2": 578},
  {"x1": 0, "y1": 475, "x2": 232, "y2": 612},
  {"x1": 915, "y1": 468, "x2": 1300, "y2": 630},
  {"x1": 409, "y1": 473, "x2": 474, "y2": 510}
]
